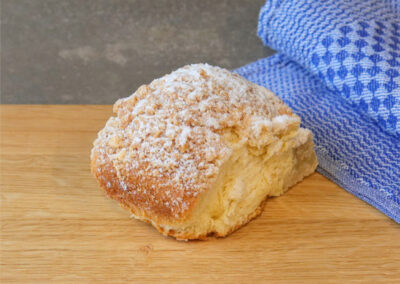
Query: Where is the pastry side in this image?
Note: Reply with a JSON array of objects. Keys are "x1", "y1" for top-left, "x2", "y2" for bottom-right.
[{"x1": 91, "y1": 63, "x2": 318, "y2": 240}]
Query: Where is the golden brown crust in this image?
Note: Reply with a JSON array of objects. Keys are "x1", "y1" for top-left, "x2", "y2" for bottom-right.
[{"x1": 91, "y1": 149, "x2": 199, "y2": 227}]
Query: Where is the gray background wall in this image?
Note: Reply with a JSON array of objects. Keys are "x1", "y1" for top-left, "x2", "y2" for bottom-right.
[{"x1": 1, "y1": 0, "x2": 274, "y2": 104}]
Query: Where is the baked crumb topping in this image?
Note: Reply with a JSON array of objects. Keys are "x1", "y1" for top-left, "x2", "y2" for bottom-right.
[{"x1": 92, "y1": 64, "x2": 297, "y2": 217}]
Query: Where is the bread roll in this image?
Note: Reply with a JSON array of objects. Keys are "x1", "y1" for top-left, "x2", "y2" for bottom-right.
[{"x1": 91, "y1": 64, "x2": 318, "y2": 240}]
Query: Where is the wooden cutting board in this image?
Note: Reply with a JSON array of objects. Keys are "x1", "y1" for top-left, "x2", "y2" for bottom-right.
[{"x1": 1, "y1": 105, "x2": 399, "y2": 283}]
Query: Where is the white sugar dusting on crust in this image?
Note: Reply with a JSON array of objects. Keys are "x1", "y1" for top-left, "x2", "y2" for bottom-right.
[{"x1": 91, "y1": 63, "x2": 297, "y2": 218}]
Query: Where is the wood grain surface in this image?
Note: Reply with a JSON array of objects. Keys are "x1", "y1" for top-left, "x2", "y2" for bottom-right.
[{"x1": 1, "y1": 105, "x2": 399, "y2": 283}]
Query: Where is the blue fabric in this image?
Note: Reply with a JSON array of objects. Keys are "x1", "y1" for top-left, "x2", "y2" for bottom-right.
[{"x1": 234, "y1": 0, "x2": 400, "y2": 223}]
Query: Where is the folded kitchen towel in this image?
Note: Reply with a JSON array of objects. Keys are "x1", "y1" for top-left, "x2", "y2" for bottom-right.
[{"x1": 235, "y1": 0, "x2": 400, "y2": 222}]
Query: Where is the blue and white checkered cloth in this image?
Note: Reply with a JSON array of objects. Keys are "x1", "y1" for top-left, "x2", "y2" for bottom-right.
[{"x1": 235, "y1": 0, "x2": 400, "y2": 222}]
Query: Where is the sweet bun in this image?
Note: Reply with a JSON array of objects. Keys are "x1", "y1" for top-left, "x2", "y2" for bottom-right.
[{"x1": 91, "y1": 64, "x2": 318, "y2": 240}]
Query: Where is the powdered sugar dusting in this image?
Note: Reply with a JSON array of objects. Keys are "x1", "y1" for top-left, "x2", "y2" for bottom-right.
[{"x1": 91, "y1": 63, "x2": 296, "y2": 218}]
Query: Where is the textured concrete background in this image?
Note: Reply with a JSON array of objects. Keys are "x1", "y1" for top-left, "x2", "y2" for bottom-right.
[{"x1": 1, "y1": 0, "x2": 274, "y2": 104}]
